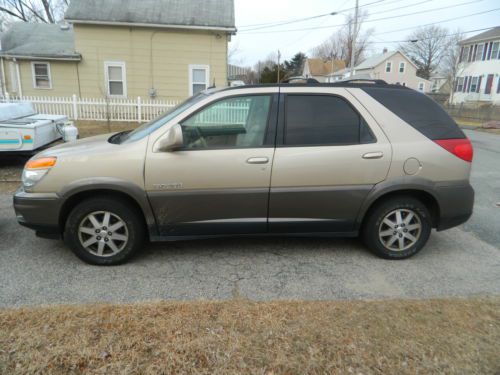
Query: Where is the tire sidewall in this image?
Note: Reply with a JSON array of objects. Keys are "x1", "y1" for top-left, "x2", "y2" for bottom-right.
[
  {"x1": 65, "y1": 198, "x2": 144, "y2": 265},
  {"x1": 364, "y1": 198, "x2": 432, "y2": 259}
]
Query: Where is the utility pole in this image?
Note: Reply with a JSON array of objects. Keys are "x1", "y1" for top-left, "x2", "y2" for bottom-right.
[
  {"x1": 277, "y1": 50, "x2": 281, "y2": 83},
  {"x1": 349, "y1": 0, "x2": 359, "y2": 77}
]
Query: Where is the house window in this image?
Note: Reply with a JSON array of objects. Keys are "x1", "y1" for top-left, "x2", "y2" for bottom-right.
[
  {"x1": 189, "y1": 65, "x2": 209, "y2": 96},
  {"x1": 399, "y1": 62, "x2": 405, "y2": 73},
  {"x1": 32, "y1": 62, "x2": 51, "y2": 89},
  {"x1": 418, "y1": 82, "x2": 425, "y2": 92},
  {"x1": 461, "y1": 46, "x2": 469, "y2": 62},
  {"x1": 475, "y1": 44, "x2": 484, "y2": 61},
  {"x1": 104, "y1": 62, "x2": 126, "y2": 97},
  {"x1": 385, "y1": 61, "x2": 392, "y2": 73},
  {"x1": 470, "y1": 76, "x2": 478, "y2": 92},
  {"x1": 491, "y1": 42, "x2": 499, "y2": 60},
  {"x1": 456, "y1": 77, "x2": 464, "y2": 92}
]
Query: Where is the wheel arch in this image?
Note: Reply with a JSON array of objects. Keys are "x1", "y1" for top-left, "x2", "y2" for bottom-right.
[
  {"x1": 58, "y1": 180, "x2": 158, "y2": 238},
  {"x1": 357, "y1": 180, "x2": 441, "y2": 230}
]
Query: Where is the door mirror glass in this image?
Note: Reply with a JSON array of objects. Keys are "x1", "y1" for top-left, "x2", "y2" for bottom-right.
[{"x1": 154, "y1": 124, "x2": 184, "y2": 152}]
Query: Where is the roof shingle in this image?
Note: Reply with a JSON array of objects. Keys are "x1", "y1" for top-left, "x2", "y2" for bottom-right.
[
  {"x1": 65, "y1": 0, "x2": 236, "y2": 31},
  {"x1": 459, "y1": 26, "x2": 500, "y2": 45},
  {"x1": 306, "y1": 58, "x2": 345, "y2": 76}
]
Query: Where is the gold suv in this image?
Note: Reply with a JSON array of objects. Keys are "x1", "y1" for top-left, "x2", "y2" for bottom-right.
[{"x1": 14, "y1": 82, "x2": 474, "y2": 265}]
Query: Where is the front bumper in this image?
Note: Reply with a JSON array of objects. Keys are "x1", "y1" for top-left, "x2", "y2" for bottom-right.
[
  {"x1": 13, "y1": 188, "x2": 62, "y2": 238},
  {"x1": 435, "y1": 182, "x2": 474, "y2": 231}
]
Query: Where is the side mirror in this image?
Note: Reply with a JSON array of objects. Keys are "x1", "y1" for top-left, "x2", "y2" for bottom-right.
[{"x1": 153, "y1": 124, "x2": 184, "y2": 152}]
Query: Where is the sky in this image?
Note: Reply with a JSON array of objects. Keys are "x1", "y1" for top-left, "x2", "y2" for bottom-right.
[{"x1": 229, "y1": 0, "x2": 500, "y2": 67}]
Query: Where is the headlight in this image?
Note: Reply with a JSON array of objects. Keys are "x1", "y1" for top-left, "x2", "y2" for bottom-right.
[{"x1": 22, "y1": 157, "x2": 57, "y2": 188}]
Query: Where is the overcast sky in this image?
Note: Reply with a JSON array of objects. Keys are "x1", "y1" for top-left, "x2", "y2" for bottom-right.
[{"x1": 229, "y1": 0, "x2": 500, "y2": 67}]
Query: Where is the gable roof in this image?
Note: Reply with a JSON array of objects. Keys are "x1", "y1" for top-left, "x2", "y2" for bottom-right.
[
  {"x1": 354, "y1": 50, "x2": 417, "y2": 70},
  {"x1": 305, "y1": 58, "x2": 346, "y2": 76},
  {"x1": 459, "y1": 26, "x2": 500, "y2": 45},
  {"x1": 65, "y1": 0, "x2": 236, "y2": 32},
  {"x1": 0, "y1": 23, "x2": 80, "y2": 60}
]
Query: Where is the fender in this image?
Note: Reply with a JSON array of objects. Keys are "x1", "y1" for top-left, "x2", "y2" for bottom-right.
[
  {"x1": 355, "y1": 176, "x2": 441, "y2": 229},
  {"x1": 59, "y1": 177, "x2": 158, "y2": 237}
]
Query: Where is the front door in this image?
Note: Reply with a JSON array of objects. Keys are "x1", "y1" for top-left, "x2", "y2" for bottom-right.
[
  {"x1": 485, "y1": 74, "x2": 494, "y2": 95},
  {"x1": 269, "y1": 89, "x2": 392, "y2": 233},
  {"x1": 145, "y1": 92, "x2": 278, "y2": 237}
]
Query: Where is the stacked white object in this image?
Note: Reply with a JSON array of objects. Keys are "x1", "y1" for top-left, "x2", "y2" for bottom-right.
[{"x1": 0, "y1": 102, "x2": 78, "y2": 152}]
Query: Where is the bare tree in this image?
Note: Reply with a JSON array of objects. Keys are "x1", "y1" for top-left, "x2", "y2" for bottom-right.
[
  {"x1": 441, "y1": 30, "x2": 464, "y2": 103},
  {"x1": 310, "y1": 11, "x2": 373, "y2": 68},
  {"x1": 0, "y1": 0, "x2": 67, "y2": 24},
  {"x1": 399, "y1": 25, "x2": 453, "y2": 80}
]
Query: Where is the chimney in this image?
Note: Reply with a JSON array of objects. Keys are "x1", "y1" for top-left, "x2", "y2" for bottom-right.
[{"x1": 383, "y1": 47, "x2": 388, "y2": 54}]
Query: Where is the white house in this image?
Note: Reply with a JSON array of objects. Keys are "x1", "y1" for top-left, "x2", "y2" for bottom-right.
[
  {"x1": 346, "y1": 49, "x2": 431, "y2": 92},
  {"x1": 451, "y1": 26, "x2": 500, "y2": 105}
]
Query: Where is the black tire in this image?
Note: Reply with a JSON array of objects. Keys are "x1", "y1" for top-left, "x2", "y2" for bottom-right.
[
  {"x1": 64, "y1": 197, "x2": 145, "y2": 265},
  {"x1": 362, "y1": 196, "x2": 432, "y2": 259}
]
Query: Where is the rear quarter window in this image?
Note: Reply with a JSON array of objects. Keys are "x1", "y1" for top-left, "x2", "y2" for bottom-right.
[{"x1": 362, "y1": 87, "x2": 465, "y2": 140}]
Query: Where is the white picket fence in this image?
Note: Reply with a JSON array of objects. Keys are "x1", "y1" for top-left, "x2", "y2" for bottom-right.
[{"x1": 0, "y1": 94, "x2": 179, "y2": 123}]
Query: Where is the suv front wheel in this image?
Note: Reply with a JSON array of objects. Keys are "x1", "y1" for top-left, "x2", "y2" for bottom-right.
[
  {"x1": 64, "y1": 197, "x2": 145, "y2": 265},
  {"x1": 362, "y1": 196, "x2": 432, "y2": 259}
]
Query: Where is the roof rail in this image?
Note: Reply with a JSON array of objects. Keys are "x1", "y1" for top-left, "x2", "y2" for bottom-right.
[
  {"x1": 338, "y1": 78, "x2": 387, "y2": 85},
  {"x1": 281, "y1": 77, "x2": 320, "y2": 84}
]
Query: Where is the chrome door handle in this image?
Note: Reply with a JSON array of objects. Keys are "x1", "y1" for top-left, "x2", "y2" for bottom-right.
[
  {"x1": 246, "y1": 157, "x2": 269, "y2": 164},
  {"x1": 362, "y1": 152, "x2": 384, "y2": 159}
]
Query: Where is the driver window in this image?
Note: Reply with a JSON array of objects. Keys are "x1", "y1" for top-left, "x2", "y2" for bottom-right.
[{"x1": 181, "y1": 95, "x2": 271, "y2": 149}]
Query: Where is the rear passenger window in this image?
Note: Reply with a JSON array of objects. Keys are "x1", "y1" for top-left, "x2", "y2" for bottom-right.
[{"x1": 285, "y1": 95, "x2": 375, "y2": 146}]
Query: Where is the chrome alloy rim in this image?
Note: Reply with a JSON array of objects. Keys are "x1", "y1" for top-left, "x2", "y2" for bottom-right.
[
  {"x1": 78, "y1": 211, "x2": 129, "y2": 257},
  {"x1": 378, "y1": 209, "x2": 422, "y2": 252}
]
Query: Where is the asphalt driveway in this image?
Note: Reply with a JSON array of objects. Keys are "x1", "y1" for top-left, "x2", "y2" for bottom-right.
[{"x1": 0, "y1": 130, "x2": 498, "y2": 308}]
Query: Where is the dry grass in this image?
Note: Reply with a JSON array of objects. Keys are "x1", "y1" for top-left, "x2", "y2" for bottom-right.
[{"x1": 1, "y1": 298, "x2": 499, "y2": 375}]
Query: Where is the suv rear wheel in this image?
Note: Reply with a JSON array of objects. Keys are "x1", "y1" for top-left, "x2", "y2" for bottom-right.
[
  {"x1": 64, "y1": 197, "x2": 145, "y2": 265},
  {"x1": 362, "y1": 196, "x2": 432, "y2": 259}
]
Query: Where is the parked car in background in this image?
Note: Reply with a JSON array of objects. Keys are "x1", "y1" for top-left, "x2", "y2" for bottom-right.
[{"x1": 14, "y1": 81, "x2": 474, "y2": 265}]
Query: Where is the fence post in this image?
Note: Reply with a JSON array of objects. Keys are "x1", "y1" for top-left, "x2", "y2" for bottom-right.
[
  {"x1": 137, "y1": 96, "x2": 142, "y2": 123},
  {"x1": 72, "y1": 94, "x2": 78, "y2": 120}
]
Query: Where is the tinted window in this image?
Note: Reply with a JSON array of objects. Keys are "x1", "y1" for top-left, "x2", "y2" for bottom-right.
[
  {"x1": 285, "y1": 95, "x2": 375, "y2": 146},
  {"x1": 363, "y1": 87, "x2": 465, "y2": 140},
  {"x1": 181, "y1": 95, "x2": 271, "y2": 149}
]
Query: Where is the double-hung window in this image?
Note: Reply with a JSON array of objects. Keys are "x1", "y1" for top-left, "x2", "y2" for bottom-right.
[
  {"x1": 189, "y1": 65, "x2": 209, "y2": 96},
  {"x1": 491, "y1": 42, "x2": 499, "y2": 60},
  {"x1": 456, "y1": 77, "x2": 464, "y2": 92},
  {"x1": 475, "y1": 44, "x2": 484, "y2": 61},
  {"x1": 104, "y1": 62, "x2": 127, "y2": 97},
  {"x1": 469, "y1": 77, "x2": 478, "y2": 92},
  {"x1": 32, "y1": 62, "x2": 52, "y2": 89},
  {"x1": 399, "y1": 62, "x2": 405, "y2": 73},
  {"x1": 385, "y1": 61, "x2": 392, "y2": 73}
]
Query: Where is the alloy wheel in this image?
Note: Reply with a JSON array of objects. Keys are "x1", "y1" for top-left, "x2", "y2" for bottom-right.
[{"x1": 378, "y1": 208, "x2": 422, "y2": 252}]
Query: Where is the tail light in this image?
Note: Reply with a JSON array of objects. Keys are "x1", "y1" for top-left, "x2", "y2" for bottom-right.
[{"x1": 434, "y1": 138, "x2": 473, "y2": 162}]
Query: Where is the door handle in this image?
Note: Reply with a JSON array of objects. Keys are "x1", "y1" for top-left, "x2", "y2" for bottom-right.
[
  {"x1": 362, "y1": 152, "x2": 384, "y2": 159},
  {"x1": 246, "y1": 157, "x2": 269, "y2": 164}
]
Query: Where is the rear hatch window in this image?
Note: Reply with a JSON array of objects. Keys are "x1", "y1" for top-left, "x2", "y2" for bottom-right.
[{"x1": 362, "y1": 87, "x2": 465, "y2": 140}]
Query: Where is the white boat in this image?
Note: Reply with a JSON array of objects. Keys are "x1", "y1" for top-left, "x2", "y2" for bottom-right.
[{"x1": 0, "y1": 102, "x2": 77, "y2": 153}]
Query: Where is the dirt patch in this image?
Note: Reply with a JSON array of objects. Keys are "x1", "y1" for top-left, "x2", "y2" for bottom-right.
[
  {"x1": 74, "y1": 120, "x2": 139, "y2": 138},
  {"x1": 1, "y1": 298, "x2": 499, "y2": 374}
]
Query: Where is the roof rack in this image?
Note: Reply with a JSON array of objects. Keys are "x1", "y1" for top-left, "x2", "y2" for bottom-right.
[{"x1": 337, "y1": 78, "x2": 387, "y2": 85}]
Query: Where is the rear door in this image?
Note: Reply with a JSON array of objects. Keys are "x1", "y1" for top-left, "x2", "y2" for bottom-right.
[{"x1": 269, "y1": 87, "x2": 391, "y2": 233}]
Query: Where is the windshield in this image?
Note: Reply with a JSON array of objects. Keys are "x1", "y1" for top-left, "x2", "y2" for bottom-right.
[{"x1": 117, "y1": 92, "x2": 211, "y2": 144}]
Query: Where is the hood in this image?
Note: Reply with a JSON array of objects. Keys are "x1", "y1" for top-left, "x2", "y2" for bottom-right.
[{"x1": 35, "y1": 133, "x2": 116, "y2": 159}]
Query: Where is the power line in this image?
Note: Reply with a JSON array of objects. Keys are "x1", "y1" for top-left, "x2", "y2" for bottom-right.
[
  {"x1": 237, "y1": 0, "x2": 400, "y2": 31},
  {"x1": 238, "y1": 0, "x2": 488, "y2": 34},
  {"x1": 371, "y1": 26, "x2": 497, "y2": 44}
]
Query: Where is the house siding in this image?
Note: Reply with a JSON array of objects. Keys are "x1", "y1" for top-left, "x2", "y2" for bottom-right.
[
  {"x1": 73, "y1": 24, "x2": 228, "y2": 100},
  {"x1": 360, "y1": 52, "x2": 431, "y2": 92}
]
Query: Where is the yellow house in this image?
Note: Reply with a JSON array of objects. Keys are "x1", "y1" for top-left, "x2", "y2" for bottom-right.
[{"x1": 0, "y1": 0, "x2": 235, "y2": 101}]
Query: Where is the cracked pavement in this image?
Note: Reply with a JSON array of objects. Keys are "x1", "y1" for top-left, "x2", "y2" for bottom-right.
[{"x1": 0, "y1": 130, "x2": 499, "y2": 307}]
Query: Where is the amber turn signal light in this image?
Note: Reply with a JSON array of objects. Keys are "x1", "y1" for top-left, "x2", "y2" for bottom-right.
[{"x1": 26, "y1": 157, "x2": 57, "y2": 170}]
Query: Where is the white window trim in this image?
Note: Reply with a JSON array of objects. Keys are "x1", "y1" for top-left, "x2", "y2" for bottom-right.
[
  {"x1": 188, "y1": 64, "x2": 210, "y2": 96},
  {"x1": 385, "y1": 61, "x2": 392, "y2": 73},
  {"x1": 399, "y1": 62, "x2": 405, "y2": 73},
  {"x1": 104, "y1": 61, "x2": 127, "y2": 98},
  {"x1": 31, "y1": 61, "x2": 52, "y2": 90}
]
